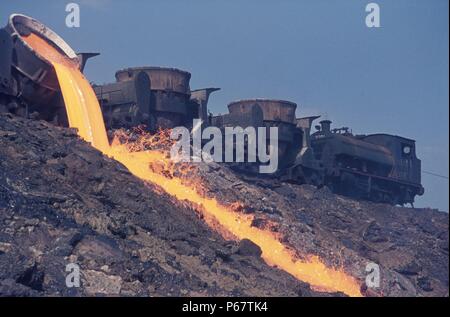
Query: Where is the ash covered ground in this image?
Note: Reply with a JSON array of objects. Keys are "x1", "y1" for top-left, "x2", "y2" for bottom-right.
[{"x1": 0, "y1": 113, "x2": 448, "y2": 297}]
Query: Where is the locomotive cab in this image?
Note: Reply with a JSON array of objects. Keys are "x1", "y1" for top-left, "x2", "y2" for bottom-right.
[
  {"x1": 309, "y1": 120, "x2": 423, "y2": 205},
  {"x1": 362, "y1": 134, "x2": 424, "y2": 200}
]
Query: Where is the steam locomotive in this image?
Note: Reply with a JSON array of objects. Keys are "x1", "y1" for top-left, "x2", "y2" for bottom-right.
[
  {"x1": 88, "y1": 66, "x2": 424, "y2": 206},
  {"x1": 0, "y1": 14, "x2": 424, "y2": 206}
]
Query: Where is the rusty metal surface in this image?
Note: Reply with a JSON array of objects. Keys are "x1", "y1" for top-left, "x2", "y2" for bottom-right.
[
  {"x1": 212, "y1": 102, "x2": 264, "y2": 128},
  {"x1": 0, "y1": 29, "x2": 13, "y2": 95},
  {"x1": 4, "y1": 14, "x2": 80, "y2": 92},
  {"x1": 77, "y1": 52, "x2": 100, "y2": 72},
  {"x1": 296, "y1": 116, "x2": 321, "y2": 130},
  {"x1": 363, "y1": 134, "x2": 422, "y2": 185},
  {"x1": 94, "y1": 71, "x2": 151, "y2": 129},
  {"x1": 332, "y1": 133, "x2": 395, "y2": 168},
  {"x1": 151, "y1": 90, "x2": 191, "y2": 115},
  {"x1": 115, "y1": 66, "x2": 191, "y2": 95},
  {"x1": 228, "y1": 99, "x2": 297, "y2": 124},
  {"x1": 94, "y1": 66, "x2": 208, "y2": 131},
  {"x1": 190, "y1": 88, "x2": 220, "y2": 124}
]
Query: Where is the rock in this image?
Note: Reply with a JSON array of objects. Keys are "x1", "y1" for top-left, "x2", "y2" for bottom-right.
[
  {"x1": 24, "y1": 218, "x2": 39, "y2": 226},
  {"x1": 171, "y1": 240, "x2": 198, "y2": 256},
  {"x1": 0, "y1": 242, "x2": 12, "y2": 254},
  {"x1": 120, "y1": 280, "x2": 144, "y2": 296},
  {"x1": 417, "y1": 276, "x2": 433, "y2": 292},
  {"x1": 0, "y1": 130, "x2": 16, "y2": 137},
  {"x1": 251, "y1": 217, "x2": 267, "y2": 229},
  {"x1": 295, "y1": 211, "x2": 314, "y2": 227},
  {"x1": 236, "y1": 239, "x2": 262, "y2": 257},
  {"x1": 83, "y1": 270, "x2": 122, "y2": 295},
  {"x1": 396, "y1": 261, "x2": 422, "y2": 276},
  {"x1": 363, "y1": 222, "x2": 389, "y2": 243},
  {"x1": 16, "y1": 264, "x2": 45, "y2": 291},
  {"x1": 68, "y1": 233, "x2": 84, "y2": 248},
  {"x1": 100, "y1": 265, "x2": 110, "y2": 273},
  {"x1": 73, "y1": 237, "x2": 123, "y2": 262},
  {"x1": 0, "y1": 278, "x2": 40, "y2": 296},
  {"x1": 215, "y1": 245, "x2": 232, "y2": 262},
  {"x1": 0, "y1": 113, "x2": 448, "y2": 297}
]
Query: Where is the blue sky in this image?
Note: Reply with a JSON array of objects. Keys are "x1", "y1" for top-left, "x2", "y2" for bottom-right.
[{"x1": 1, "y1": 0, "x2": 448, "y2": 211}]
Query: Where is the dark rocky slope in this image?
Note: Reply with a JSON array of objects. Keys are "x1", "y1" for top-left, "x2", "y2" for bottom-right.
[
  {"x1": 0, "y1": 113, "x2": 330, "y2": 296},
  {"x1": 0, "y1": 113, "x2": 448, "y2": 296}
]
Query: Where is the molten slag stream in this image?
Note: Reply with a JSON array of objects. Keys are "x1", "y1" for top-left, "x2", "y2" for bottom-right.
[{"x1": 23, "y1": 33, "x2": 362, "y2": 297}]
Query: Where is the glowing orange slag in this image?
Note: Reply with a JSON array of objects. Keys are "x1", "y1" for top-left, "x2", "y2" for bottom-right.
[{"x1": 22, "y1": 32, "x2": 362, "y2": 297}]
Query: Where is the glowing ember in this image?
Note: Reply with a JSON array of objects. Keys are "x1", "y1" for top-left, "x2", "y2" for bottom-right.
[{"x1": 22, "y1": 31, "x2": 362, "y2": 297}]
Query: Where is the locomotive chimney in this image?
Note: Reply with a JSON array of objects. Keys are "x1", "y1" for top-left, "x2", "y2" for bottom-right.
[{"x1": 320, "y1": 120, "x2": 332, "y2": 134}]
